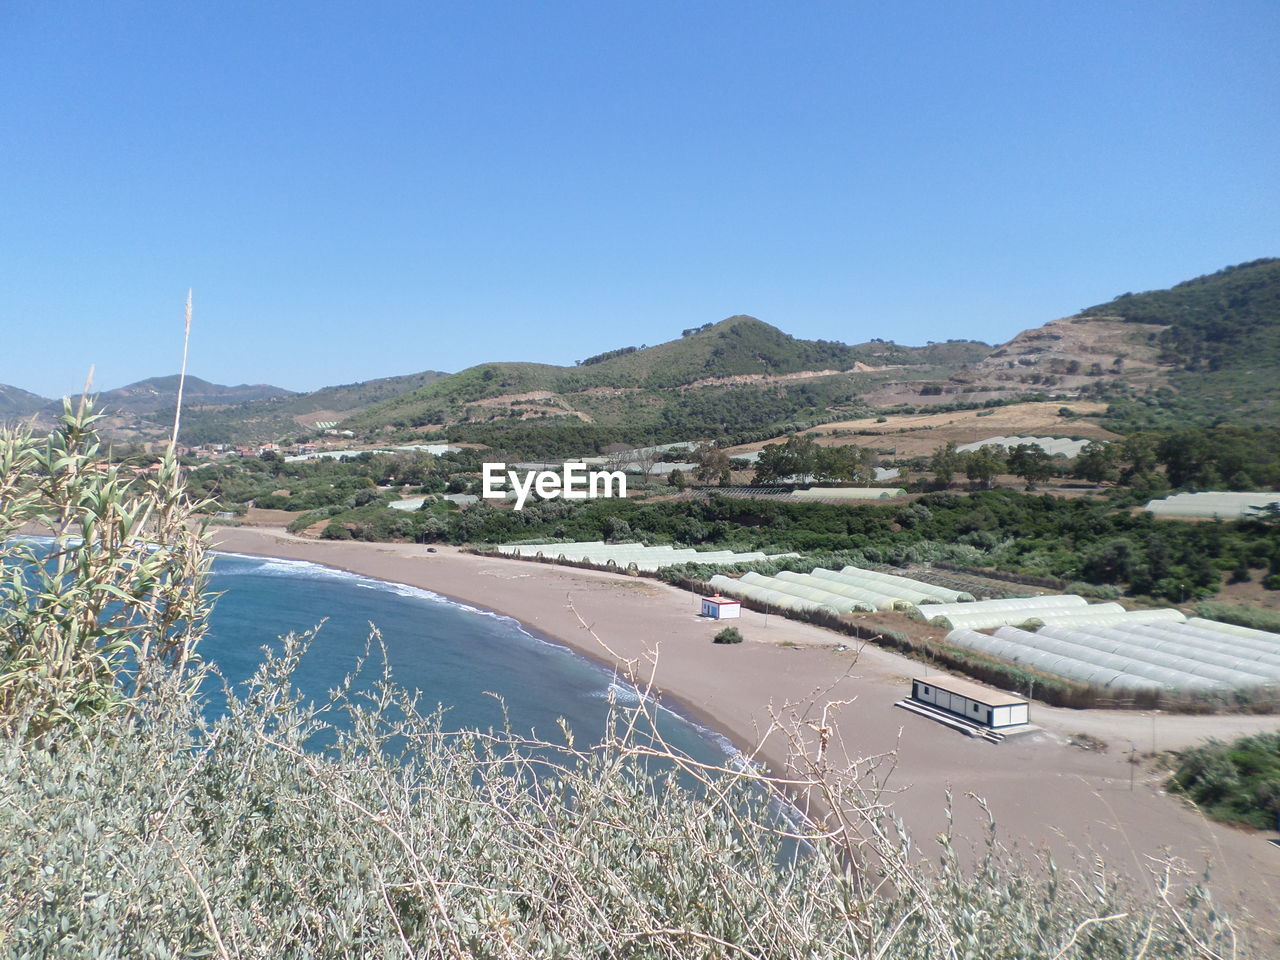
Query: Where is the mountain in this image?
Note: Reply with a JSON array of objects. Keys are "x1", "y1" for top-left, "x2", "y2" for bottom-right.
[
  {"x1": 165, "y1": 369, "x2": 449, "y2": 444},
  {"x1": 0, "y1": 383, "x2": 50, "y2": 421},
  {"x1": 852, "y1": 258, "x2": 1280, "y2": 428},
  {"x1": 341, "y1": 316, "x2": 982, "y2": 455},
  {"x1": 83, "y1": 375, "x2": 297, "y2": 417},
  {"x1": 1074, "y1": 258, "x2": 1280, "y2": 426}
]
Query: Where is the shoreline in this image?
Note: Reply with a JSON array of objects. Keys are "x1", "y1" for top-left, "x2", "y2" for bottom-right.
[
  {"x1": 209, "y1": 529, "x2": 812, "y2": 775},
  {"x1": 212, "y1": 539, "x2": 757, "y2": 767},
  {"x1": 209, "y1": 525, "x2": 1280, "y2": 938}
]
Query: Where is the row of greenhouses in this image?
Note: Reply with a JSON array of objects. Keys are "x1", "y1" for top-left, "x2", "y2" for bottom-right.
[
  {"x1": 943, "y1": 617, "x2": 1280, "y2": 692},
  {"x1": 1144, "y1": 491, "x2": 1280, "y2": 519},
  {"x1": 705, "y1": 565, "x2": 973, "y2": 615},
  {"x1": 916, "y1": 595, "x2": 1185, "y2": 631},
  {"x1": 491, "y1": 541, "x2": 795, "y2": 572},
  {"x1": 955, "y1": 436, "x2": 1094, "y2": 457},
  {"x1": 790, "y1": 487, "x2": 907, "y2": 500}
]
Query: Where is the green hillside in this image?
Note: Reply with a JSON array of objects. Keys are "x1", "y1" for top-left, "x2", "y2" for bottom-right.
[
  {"x1": 273, "y1": 369, "x2": 448, "y2": 416},
  {"x1": 340, "y1": 317, "x2": 953, "y2": 453},
  {"x1": 853, "y1": 338, "x2": 991, "y2": 366},
  {"x1": 1077, "y1": 258, "x2": 1280, "y2": 426}
]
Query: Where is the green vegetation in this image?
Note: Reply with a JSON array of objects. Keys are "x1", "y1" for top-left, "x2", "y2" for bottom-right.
[
  {"x1": 338, "y1": 317, "x2": 978, "y2": 450},
  {"x1": 427, "y1": 490, "x2": 1277, "y2": 602},
  {"x1": 853, "y1": 338, "x2": 992, "y2": 366},
  {"x1": 1079, "y1": 258, "x2": 1280, "y2": 427},
  {"x1": 713, "y1": 625, "x2": 744, "y2": 644},
  {"x1": 1170, "y1": 732, "x2": 1280, "y2": 829},
  {"x1": 440, "y1": 376, "x2": 866, "y2": 457},
  {"x1": 1154, "y1": 425, "x2": 1280, "y2": 489},
  {"x1": 0, "y1": 403, "x2": 210, "y2": 735},
  {"x1": 752, "y1": 434, "x2": 878, "y2": 484},
  {"x1": 1194, "y1": 603, "x2": 1280, "y2": 634}
]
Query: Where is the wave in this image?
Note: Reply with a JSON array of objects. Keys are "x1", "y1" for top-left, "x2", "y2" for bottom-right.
[
  {"x1": 593, "y1": 679, "x2": 740, "y2": 763},
  {"x1": 210, "y1": 552, "x2": 743, "y2": 764}
]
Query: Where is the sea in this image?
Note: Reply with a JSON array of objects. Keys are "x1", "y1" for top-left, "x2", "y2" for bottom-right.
[{"x1": 205, "y1": 550, "x2": 737, "y2": 767}]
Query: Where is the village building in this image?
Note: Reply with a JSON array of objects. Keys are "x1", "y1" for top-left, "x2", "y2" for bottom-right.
[{"x1": 700, "y1": 595, "x2": 741, "y2": 620}]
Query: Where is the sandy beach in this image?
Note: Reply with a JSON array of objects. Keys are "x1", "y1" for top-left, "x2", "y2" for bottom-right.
[{"x1": 212, "y1": 525, "x2": 1280, "y2": 941}]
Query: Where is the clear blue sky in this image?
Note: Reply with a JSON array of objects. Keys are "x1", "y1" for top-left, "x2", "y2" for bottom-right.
[{"x1": 2, "y1": 1, "x2": 1277, "y2": 398}]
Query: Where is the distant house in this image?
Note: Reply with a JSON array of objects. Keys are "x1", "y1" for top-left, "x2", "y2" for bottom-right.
[{"x1": 701, "y1": 596, "x2": 741, "y2": 620}]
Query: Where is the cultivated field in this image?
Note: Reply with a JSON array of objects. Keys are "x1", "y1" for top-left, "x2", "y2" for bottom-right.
[{"x1": 729, "y1": 400, "x2": 1119, "y2": 459}]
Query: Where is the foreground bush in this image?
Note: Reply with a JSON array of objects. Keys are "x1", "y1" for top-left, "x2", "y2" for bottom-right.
[
  {"x1": 0, "y1": 403, "x2": 210, "y2": 737},
  {"x1": 0, "y1": 633, "x2": 1245, "y2": 959}
]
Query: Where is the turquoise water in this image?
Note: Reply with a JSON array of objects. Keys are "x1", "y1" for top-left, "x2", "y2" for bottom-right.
[{"x1": 205, "y1": 551, "x2": 735, "y2": 765}]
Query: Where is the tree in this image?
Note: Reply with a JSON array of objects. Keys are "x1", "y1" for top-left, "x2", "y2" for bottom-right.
[
  {"x1": 752, "y1": 434, "x2": 818, "y2": 484},
  {"x1": 1073, "y1": 441, "x2": 1116, "y2": 484},
  {"x1": 962, "y1": 447, "x2": 1004, "y2": 489},
  {"x1": 693, "y1": 444, "x2": 730, "y2": 485},
  {"x1": 1005, "y1": 443, "x2": 1054, "y2": 489},
  {"x1": 1118, "y1": 434, "x2": 1157, "y2": 481},
  {"x1": 752, "y1": 443, "x2": 789, "y2": 484},
  {"x1": 604, "y1": 516, "x2": 632, "y2": 542},
  {"x1": 814, "y1": 445, "x2": 876, "y2": 483},
  {"x1": 930, "y1": 442, "x2": 960, "y2": 487},
  {"x1": 667, "y1": 468, "x2": 686, "y2": 490}
]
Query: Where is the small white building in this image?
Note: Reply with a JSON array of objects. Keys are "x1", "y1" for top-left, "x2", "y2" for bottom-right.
[
  {"x1": 911, "y1": 676, "x2": 1029, "y2": 729},
  {"x1": 701, "y1": 596, "x2": 741, "y2": 620}
]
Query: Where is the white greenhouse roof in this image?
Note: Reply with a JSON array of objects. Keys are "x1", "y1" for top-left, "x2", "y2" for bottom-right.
[
  {"x1": 955, "y1": 436, "x2": 1094, "y2": 458},
  {"x1": 943, "y1": 616, "x2": 1280, "y2": 693},
  {"x1": 285, "y1": 443, "x2": 460, "y2": 463},
  {"x1": 791, "y1": 487, "x2": 906, "y2": 500},
  {"x1": 701, "y1": 564, "x2": 972, "y2": 615},
  {"x1": 493, "y1": 541, "x2": 796, "y2": 572},
  {"x1": 1144, "y1": 492, "x2": 1280, "y2": 519}
]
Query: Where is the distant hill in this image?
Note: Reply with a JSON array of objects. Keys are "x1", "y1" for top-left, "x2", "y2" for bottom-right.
[
  {"x1": 341, "y1": 316, "x2": 979, "y2": 455},
  {"x1": 267, "y1": 370, "x2": 449, "y2": 423},
  {"x1": 864, "y1": 258, "x2": 1280, "y2": 430},
  {"x1": 67, "y1": 375, "x2": 297, "y2": 418},
  {"x1": 853, "y1": 339, "x2": 992, "y2": 367},
  {"x1": 0, "y1": 383, "x2": 50, "y2": 421},
  {"x1": 1074, "y1": 258, "x2": 1280, "y2": 426},
  {"x1": 146, "y1": 370, "x2": 450, "y2": 446}
]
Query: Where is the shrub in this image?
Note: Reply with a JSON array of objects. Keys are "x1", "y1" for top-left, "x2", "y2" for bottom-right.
[
  {"x1": 1169, "y1": 732, "x2": 1280, "y2": 829},
  {"x1": 0, "y1": 402, "x2": 211, "y2": 736},
  {"x1": 1194, "y1": 602, "x2": 1280, "y2": 633},
  {"x1": 713, "y1": 626, "x2": 744, "y2": 644},
  {"x1": 0, "y1": 633, "x2": 1244, "y2": 959}
]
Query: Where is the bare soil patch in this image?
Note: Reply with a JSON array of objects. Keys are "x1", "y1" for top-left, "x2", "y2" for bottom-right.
[{"x1": 727, "y1": 401, "x2": 1118, "y2": 459}]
